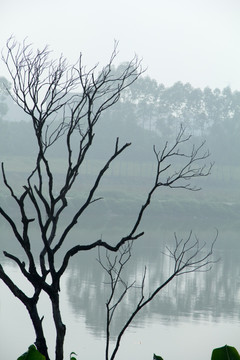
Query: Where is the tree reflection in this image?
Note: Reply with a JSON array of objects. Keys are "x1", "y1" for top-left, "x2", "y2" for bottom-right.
[{"x1": 66, "y1": 236, "x2": 240, "y2": 340}]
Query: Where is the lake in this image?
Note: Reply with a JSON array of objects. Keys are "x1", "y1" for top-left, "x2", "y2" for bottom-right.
[{"x1": 0, "y1": 226, "x2": 239, "y2": 360}]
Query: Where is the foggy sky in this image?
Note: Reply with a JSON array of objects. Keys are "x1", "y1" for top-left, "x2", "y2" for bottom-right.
[{"x1": 1, "y1": 0, "x2": 240, "y2": 90}]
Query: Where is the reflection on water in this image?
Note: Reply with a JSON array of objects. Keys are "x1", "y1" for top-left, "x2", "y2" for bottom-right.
[
  {"x1": 66, "y1": 235, "x2": 240, "y2": 338},
  {"x1": 0, "y1": 229, "x2": 240, "y2": 360}
]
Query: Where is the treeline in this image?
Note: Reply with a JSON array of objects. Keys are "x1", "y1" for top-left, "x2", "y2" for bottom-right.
[
  {"x1": 0, "y1": 73, "x2": 240, "y2": 165},
  {"x1": 118, "y1": 77, "x2": 240, "y2": 165}
]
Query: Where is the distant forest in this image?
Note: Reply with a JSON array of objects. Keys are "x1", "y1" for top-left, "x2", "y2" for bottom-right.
[{"x1": 0, "y1": 72, "x2": 240, "y2": 166}]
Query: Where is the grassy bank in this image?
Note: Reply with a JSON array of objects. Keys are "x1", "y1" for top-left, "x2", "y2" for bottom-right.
[{"x1": 1, "y1": 155, "x2": 240, "y2": 233}]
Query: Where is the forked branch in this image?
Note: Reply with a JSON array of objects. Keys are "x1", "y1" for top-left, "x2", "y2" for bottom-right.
[{"x1": 99, "y1": 231, "x2": 218, "y2": 360}]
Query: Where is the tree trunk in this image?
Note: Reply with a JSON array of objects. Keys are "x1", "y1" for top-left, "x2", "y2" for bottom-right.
[
  {"x1": 51, "y1": 292, "x2": 66, "y2": 360},
  {"x1": 26, "y1": 302, "x2": 50, "y2": 360}
]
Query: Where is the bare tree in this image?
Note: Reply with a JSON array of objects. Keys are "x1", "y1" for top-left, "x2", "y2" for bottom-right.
[
  {"x1": 98, "y1": 232, "x2": 217, "y2": 360},
  {"x1": 0, "y1": 37, "x2": 213, "y2": 360}
]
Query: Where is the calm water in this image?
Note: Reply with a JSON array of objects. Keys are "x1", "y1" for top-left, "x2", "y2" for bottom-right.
[{"x1": 0, "y1": 228, "x2": 240, "y2": 360}]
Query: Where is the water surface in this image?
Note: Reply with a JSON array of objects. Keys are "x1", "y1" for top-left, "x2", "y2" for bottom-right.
[{"x1": 0, "y1": 228, "x2": 239, "y2": 360}]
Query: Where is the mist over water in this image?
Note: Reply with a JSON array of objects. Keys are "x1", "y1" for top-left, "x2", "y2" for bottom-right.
[{"x1": 0, "y1": 225, "x2": 239, "y2": 360}]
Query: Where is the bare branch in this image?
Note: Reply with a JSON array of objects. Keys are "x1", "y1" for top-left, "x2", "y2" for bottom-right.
[{"x1": 100, "y1": 231, "x2": 218, "y2": 360}]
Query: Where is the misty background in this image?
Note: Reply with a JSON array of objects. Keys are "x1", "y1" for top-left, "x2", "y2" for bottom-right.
[{"x1": 1, "y1": 1, "x2": 240, "y2": 360}]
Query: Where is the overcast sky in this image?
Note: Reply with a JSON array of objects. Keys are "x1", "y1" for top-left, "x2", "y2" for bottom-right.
[{"x1": 1, "y1": 0, "x2": 240, "y2": 90}]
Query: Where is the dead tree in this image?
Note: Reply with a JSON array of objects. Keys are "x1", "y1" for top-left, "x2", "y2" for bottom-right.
[
  {"x1": 98, "y1": 232, "x2": 217, "y2": 360},
  {"x1": 0, "y1": 37, "x2": 213, "y2": 360}
]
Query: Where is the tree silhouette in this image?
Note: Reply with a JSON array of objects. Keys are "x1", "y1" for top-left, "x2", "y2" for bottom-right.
[{"x1": 0, "y1": 38, "x2": 214, "y2": 360}]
